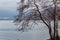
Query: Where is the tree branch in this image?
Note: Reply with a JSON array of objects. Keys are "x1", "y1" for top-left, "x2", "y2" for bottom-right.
[
  {"x1": 33, "y1": 2, "x2": 53, "y2": 39},
  {"x1": 34, "y1": 1, "x2": 50, "y2": 27}
]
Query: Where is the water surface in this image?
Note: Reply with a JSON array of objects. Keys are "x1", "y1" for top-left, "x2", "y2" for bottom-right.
[{"x1": 0, "y1": 20, "x2": 60, "y2": 40}]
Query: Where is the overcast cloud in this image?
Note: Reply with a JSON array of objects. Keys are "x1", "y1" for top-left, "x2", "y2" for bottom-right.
[
  {"x1": 0, "y1": 0, "x2": 19, "y2": 10},
  {"x1": 0, "y1": 0, "x2": 20, "y2": 18}
]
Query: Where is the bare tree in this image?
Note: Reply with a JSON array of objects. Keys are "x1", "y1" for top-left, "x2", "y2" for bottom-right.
[{"x1": 14, "y1": 0, "x2": 60, "y2": 40}]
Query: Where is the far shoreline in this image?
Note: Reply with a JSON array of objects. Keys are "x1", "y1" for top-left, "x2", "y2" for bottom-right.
[{"x1": 0, "y1": 19, "x2": 13, "y2": 21}]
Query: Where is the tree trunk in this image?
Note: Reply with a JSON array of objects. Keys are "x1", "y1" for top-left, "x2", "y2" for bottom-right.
[
  {"x1": 53, "y1": 0, "x2": 59, "y2": 40},
  {"x1": 54, "y1": 9, "x2": 59, "y2": 40},
  {"x1": 48, "y1": 21, "x2": 53, "y2": 40}
]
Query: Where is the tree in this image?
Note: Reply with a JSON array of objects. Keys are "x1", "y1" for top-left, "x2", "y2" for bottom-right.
[{"x1": 14, "y1": 0, "x2": 60, "y2": 40}]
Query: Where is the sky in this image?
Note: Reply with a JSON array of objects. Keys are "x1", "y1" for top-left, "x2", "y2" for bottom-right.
[
  {"x1": 0, "y1": 0, "x2": 20, "y2": 19},
  {"x1": 0, "y1": 0, "x2": 53, "y2": 19}
]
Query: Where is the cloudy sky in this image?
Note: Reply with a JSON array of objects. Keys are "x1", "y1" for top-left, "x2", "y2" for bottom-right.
[{"x1": 0, "y1": 0, "x2": 19, "y2": 18}]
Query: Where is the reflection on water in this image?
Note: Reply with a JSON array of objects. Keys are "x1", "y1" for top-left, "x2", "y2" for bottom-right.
[{"x1": 0, "y1": 20, "x2": 60, "y2": 40}]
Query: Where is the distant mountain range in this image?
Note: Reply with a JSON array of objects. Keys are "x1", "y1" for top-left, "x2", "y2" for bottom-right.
[
  {"x1": 0, "y1": 9, "x2": 18, "y2": 20},
  {"x1": 0, "y1": 17, "x2": 14, "y2": 20}
]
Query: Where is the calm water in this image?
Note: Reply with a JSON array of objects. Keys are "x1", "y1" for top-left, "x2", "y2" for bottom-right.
[{"x1": 0, "y1": 20, "x2": 60, "y2": 40}]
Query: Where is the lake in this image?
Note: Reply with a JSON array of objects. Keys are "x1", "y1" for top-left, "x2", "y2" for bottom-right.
[{"x1": 0, "y1": 20, "x2": 60, "y2": 40}]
